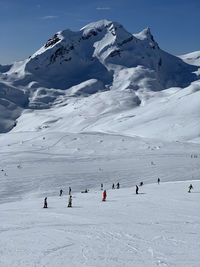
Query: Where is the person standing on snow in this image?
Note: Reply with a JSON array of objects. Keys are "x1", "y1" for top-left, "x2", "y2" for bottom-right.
[
  {"x1": 101, "y1": 184, "x2": 103, "y2": 190},
  {"x1": 59, "y1": 189, "x2": 63, "y2": 196},
  {"x1": 69, "y1": 187, "x2": 72, "y2": 195},
  {"x1": 102, "y1": 190, "x2": 107, "y2": 201},
  {"x1": 157, "y1": 178, "x2": 160, "y2": 184},
  {"x1": 136, "y1": 185, "x2": 139, "y2": 194},
  {"x1": 116, "y1": 182, "x2": 120, "y2": 189},
  {"x1": 43, "y1": 197, "x2": 48, "y2": 208},
  {"x1": 112, "y1": 183, "x2": 115, "y2": 189},
  {"x1": 188, "y1": 184, "x2": 193, "y2": 193},
  {"x1": 68, "y1": 195, "x2": 72, "y2": 207}
]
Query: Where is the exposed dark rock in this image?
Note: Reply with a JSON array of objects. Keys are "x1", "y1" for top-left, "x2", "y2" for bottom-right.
[
  {"x1": 45, "y1": 34, "x2": 61, "y2": 48},
  {"x1": 109, "y1": 50, "x2": 121, "y2": 57}
]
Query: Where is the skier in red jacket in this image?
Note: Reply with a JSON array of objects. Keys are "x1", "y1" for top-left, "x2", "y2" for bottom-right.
[{"x1": 102, "y1": 190, "x2": 107, "y2": 201}]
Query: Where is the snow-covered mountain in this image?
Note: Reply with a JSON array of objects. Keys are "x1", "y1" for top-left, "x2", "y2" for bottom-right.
[
  {"x1": 0, "y1": 19, "x2": 199, "y2": 139},
  {"x1": 7, "y1": 20, "x2": 197, "y2": 90}
]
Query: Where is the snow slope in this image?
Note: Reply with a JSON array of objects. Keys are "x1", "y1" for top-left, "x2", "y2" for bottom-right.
[
  {"x1": 10, "y1": 77, "x2": 200, "y2": 142},
  {"x1": 0, "y1": 179, "x2": 200, "y2": 267},
  {"x1": 179, "y1": 51, "x2": 200, "y2": 66},
  {"x1": 1, "y1": 115, "x2": 200, "y2": 266}
]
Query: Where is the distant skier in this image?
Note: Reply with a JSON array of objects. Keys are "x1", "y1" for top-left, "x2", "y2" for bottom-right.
[
  {"x1": 116, "y1": 182, "x2": 120, "y2": 189},
  {"x1": 102, "y1": 190, "x2": 107, "y2": 201},
  {"x1": 157, "y1": 178, "x2": 160, "y2": 184},
  {"x1": 43, "y1": 197, "x2": 48, "y2": 208},
  {"x1": 136, "y1": 185, "x2": 139, "y2": 194},
  {"x1": 188, "y1": 184, "x2": 193, "y2": 193},
  {"x1": 69, "y1": 187, "x2": 72, "y2": 195},
  {"x1": 68, "y1": 195, "x2": 72, "y2": 207},
  {"x1": 101, "y1": 183, "x2": 103, "y2": 190},
  {"x1": 59, "y1": 189, "x2": 63, "y2": 196},
  {"x1": 112, "y1": 183, "x2": 115, "y2": 189},
  {"x1": 140, "y1": 182, "x2": 143, "y2": 186},
  {"x1": 81, "y1": 189, "x2": 88, "y2": 193}
]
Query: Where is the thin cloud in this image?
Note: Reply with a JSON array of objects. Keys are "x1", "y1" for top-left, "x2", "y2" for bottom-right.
[
  {"x1": 42, "y1": 15, "x2": 58, "y2": 20},
  {"x1": 96, "y1": 7, "x2": 111, "y2": 10}
]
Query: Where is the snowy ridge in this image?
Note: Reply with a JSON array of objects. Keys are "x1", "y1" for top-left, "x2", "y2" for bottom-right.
[{"x1": 179, "y1": 51, "x2": 200, "y2": 66}]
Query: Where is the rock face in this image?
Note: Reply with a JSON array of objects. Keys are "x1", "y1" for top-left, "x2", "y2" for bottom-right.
[{"x1": 0, "y1": 19, "x2": 199, "y2": 133}]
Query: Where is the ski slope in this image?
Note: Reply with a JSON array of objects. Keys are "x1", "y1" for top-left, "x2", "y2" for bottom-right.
[
  {"x1": 0, "y1": 179, "x2": 200, "y2": 267},
  {"x1": 1, "y1": 130, "x2": 200, "y2": 204},
  {"x1": 0, "y1": 130, "x2": 200, "y2": 266}
]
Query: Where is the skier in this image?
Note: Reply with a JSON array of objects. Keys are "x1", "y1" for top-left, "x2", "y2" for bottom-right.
[
  {"x1": 81, "y1": 189, "x2": 88, "y2": 193},
  {"x1": 102, "y1": 190, "x2": 107, "y2": 201},
  {"x1": 112, "y1": 183, "x2": 115, "y2": 189},
  {"x1": 68, "y1": 195, "x2": 72, "y2": 207},
  {"x1": 116, "y1": 182, "x2": 120, "y2": 189},
  {"x1": 69, "y1": 187, "x2": 72, "y2": 195},
  {"x1": 188, "y1": 184, "x2": 193, "y2": 193},
  {"x1": 43, "y1": 197, "x2": 48, "y2": 208},
  {"x1": 140, "y1": 182, "x2": 143, "y2": 186},
  {"x1": 157, "y1": 178, "x2": 160, "y2": 184},
  {"x1": 101, "y1": 183, "x2": 103, "y2": 190},
  {"x1": 59, "y1": 189, "x2": 63, "y2": 196},
  {"x1": 136, "y1": 185, "x2": 139, "y2": 195}
]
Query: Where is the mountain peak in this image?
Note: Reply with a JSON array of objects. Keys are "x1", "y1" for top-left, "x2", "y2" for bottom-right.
[
  {"x1": 133, "y1": 27, "x2": 159, "y2": 49},
  {"x1": 80, "y1": 19, "x2": 112, "y2": 31}
]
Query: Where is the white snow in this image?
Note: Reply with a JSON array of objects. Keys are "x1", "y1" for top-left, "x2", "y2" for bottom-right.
[
  {"x1": 0, "y1": 130, "x2": 200, "y2": 266},
  {"x1": 0, "y1": 160, "x2": 200, "y2": 267},
  {"x1": 179, "y1": 51, "x2": 200, "y2": 66}
]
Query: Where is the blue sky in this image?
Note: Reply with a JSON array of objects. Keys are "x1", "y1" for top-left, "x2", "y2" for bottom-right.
[{"x1": 0, "y1": 0, "x2": 199, "y2": 64}]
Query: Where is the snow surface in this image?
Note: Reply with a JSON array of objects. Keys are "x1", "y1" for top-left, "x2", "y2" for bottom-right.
[
  {"x1": 179, "y1": 51, "x2": 200, "y2": 67},
  {"x1": 1, "y1": 129, "x2": 200, "y2": 266},
  {"x1": 1, "y1": 164, "x2": 200, "y2": 266}
]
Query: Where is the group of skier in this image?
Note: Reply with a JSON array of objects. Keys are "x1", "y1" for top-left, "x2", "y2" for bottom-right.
[
  {"x1": 111, "y1": 183, "x2": 120, "y2": 189},
  {"x1": 44, "y1": 186, "x2": 72, "y2": 208},
  {"x1": 43, "y1": 177, "x2": 195, "y2": 208}
]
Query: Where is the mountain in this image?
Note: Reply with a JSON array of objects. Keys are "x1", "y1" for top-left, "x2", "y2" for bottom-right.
[
  {"x1": 7, "y1": 20, "x2": 197, "y2": 90},
  {"x1": 0, "y1": 19, "x2": 199, "y2": 138}
]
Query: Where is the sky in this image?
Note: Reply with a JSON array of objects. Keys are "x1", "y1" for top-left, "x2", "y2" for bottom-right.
[{"x1": 0, "y1": 0, "x2": 199, "y2": 64}]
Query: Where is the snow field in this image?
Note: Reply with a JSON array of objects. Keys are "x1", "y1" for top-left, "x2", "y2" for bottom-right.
[
  {"x1": 1, "y1": 131, "x2": 200, "y2": 203},
  {"x1": 1, "y1": 130, "x2": 200, "y2": 266},
  {"x1": 0, "y1": 181, "x2": 200, "y2": 267}
]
